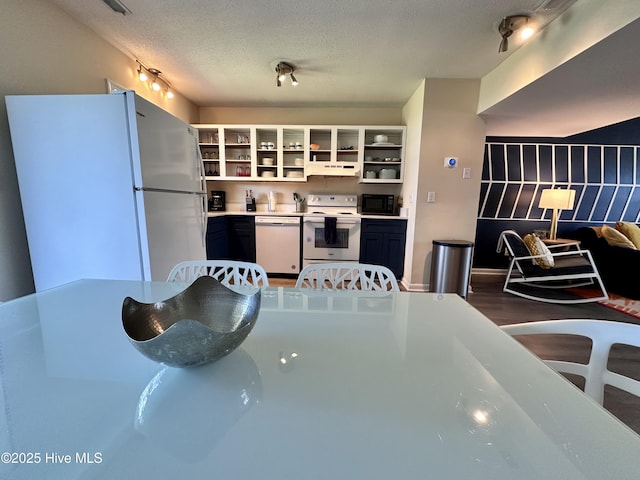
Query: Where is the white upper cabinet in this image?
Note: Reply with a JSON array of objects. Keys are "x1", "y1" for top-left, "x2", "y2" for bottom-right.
[
  {"x1": 193, "y1": 124, "x2": 405, "y2": 183},
  {"x1": 362, "y1": 127, "x2": 405, "y2": 183}
]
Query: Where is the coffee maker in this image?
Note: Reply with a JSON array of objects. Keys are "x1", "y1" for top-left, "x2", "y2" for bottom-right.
[{"x1": 208, "y1": 191, "x2": 225, "y2": 211}]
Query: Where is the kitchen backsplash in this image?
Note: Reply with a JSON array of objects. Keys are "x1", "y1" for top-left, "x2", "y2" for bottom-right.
[{"x1": 207, "y1": 176, "x2": 401, "y2": 211}]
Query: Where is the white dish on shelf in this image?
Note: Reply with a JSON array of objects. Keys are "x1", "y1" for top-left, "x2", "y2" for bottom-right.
[
  {"x1": 379, "y1": 168, "x2": 397, "y2": 179},
  {"x1": 261, "y1": 171, "x2": 275, "y2": 178},
  {"x1": 371, "y1": 142, "x2": 395, "y2": 146},
  {"x1": 262, "y1": 157, "x2": 274, "y2": 166},
  {"x1": 286, "y1": 171, "x2": 304, "y2": 178},
  {"x1": 294, "y1": 158, "x2": 304, "y2": 166}
]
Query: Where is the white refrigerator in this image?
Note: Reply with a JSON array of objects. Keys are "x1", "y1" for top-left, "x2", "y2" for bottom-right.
[{"x1": 6, "y1": 91, "x2": 207, "y2": 291}]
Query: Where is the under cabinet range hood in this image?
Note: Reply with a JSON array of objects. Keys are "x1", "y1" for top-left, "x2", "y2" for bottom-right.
[{"x1": 306, "y1": 162, "x2": 360, "y2": 177}]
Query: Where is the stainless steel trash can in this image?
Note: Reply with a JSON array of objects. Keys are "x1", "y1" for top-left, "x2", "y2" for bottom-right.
[{"x1": 429, "y1": 240, "x2": 474, "y2": 299}]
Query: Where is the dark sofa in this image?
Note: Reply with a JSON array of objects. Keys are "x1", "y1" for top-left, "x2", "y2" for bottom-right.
[{"x1": 572, "y1": 227, "x2": 640, "y2": 299}]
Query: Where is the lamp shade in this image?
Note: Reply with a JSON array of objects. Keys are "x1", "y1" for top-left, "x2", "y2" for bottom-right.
[{"x1": 539, "y1": 188, "x2": 575, "y2": 210}]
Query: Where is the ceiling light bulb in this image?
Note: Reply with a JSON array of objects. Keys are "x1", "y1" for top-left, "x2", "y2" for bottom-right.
[
  {"x1": 166, "y1": 90, "x2": 174, "y2": 99},
  {"x1": 521, "y1": 26, "x2": 535, "y2": 39},
  {"x1": 138, "y1": 69, "x2": 148, "y2": 82},
  {"x1": 290, "y1": 73, "x2": 298, "y2": 86},
  {"x1": 152, "y1": 79, "x2": 161, "y2": 91}
]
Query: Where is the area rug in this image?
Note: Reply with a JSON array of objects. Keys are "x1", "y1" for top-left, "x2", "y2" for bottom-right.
[
  {"x1": 573, "y1": 288, "x2": 640, "y2": 320},
  {"x1": 598, "y1": 293, "x2": 640, "y2": 319}
]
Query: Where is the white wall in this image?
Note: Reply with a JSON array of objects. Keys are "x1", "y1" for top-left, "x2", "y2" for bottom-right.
[
  {"x1": 199, "y1": 107, "x2": 402, "y2": 125},
  {"x1": 0, "y1": 0, "x2": 198, "y2": 300},
  {"x1": 400, "y1": 80, "x2": 426, "y2": 287},
  {"x1": 405, "y1": 79, "x2": 486, "y2": 291}
]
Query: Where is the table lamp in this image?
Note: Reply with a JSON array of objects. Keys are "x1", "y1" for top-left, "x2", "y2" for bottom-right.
[{"x1": 538, "y1": 188, "x2": 576, "y2": 240}]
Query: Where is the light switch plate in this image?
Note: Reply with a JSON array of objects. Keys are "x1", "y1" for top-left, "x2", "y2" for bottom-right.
[
  {"x1": 427, "y1": 192, "x2": 436, "y2": 203},
  {"x1": 463, "y1": 167, "x2": 471, "y2": 179}
]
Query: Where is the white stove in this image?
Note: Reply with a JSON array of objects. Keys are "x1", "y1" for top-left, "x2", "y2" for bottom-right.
[
  {"x1": 302, "y1": 194, "x2": 361, "y2": 265},
  {"x1": 304, "y1": 194, "x2": 359, "y2": 217}
]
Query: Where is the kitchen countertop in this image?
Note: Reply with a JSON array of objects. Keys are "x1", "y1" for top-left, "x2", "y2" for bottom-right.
[
  {"x1": 207, "y1": 210, "x2": 303, "y2": 217},
  {"x1": 207, "y1": 210, "x2": 408, "y2": 220}
]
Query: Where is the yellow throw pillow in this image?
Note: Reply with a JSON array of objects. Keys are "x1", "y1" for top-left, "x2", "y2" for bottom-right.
[
  {"x1": 523, "y1": 234, "x2": 555, "y2": 269},
  {"x1": 615, "y1": 221, "x2": 640, "y2": 249},
  {"x1": 602, "y1": 224, "x2": 637, "y2": 249}
]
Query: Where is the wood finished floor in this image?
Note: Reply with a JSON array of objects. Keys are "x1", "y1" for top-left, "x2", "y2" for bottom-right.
[{"x1": 269, "y1": 274, "x2": 640, "y2": 435}]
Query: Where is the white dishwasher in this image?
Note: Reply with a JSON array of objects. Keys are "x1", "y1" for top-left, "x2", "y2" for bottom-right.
[{"x1": 255, "y1": 216, "x2": 301, "y2": 275}]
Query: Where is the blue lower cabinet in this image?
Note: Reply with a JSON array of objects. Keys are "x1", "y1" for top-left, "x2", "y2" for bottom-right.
[
  {"x1": 226, "y1": 215, "x2": 256, "y2": 263},
  {"x1": 359, "y1": 218, "x2": 407, "y2": 278},
  {"x1": 206, "y1": 216, "x2": 228, "y2": 260}
]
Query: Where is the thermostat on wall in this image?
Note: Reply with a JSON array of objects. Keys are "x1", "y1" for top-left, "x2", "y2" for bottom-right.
[{"x1": 444, "y1": 157, "x2": 458, "y2": 168}]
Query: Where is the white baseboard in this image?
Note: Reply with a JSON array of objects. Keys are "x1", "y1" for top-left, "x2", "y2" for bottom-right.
[{"x1": 400, "y1": 268, "x2": 506, "y2": 293}]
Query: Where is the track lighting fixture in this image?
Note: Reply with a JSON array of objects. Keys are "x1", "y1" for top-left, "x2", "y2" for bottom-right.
[
  {"x1": 136, "y1": 60, "x2": 174, "y2": 99},
  {"x1": 101, "y1": 0, "x2": 131, "y2": 15},
  {"x1": 497, "y1": 14, "x2": 532, "y2": 53},
  {"x1": 275, "y1": 62, "x2": 298, "y2": 87}
]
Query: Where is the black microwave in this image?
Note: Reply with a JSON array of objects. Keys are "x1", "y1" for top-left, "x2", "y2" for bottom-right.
[{"x1": 361, "y1": 194, "x2": 395, "y2": 215}]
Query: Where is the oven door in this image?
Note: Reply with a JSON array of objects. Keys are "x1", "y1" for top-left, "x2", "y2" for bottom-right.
[{"x1": 302, "y1": 216, "x2": 360, "y2": 263}]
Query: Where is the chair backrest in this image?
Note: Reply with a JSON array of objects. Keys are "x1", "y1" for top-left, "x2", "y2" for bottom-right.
[
  {"x1": 497, "y1": 230, "x2": 536, "y2": 275},
  {"x1": 167, "y1": 260, "x2": 269, "y2": 287},
  {"x1": 501, "y1": 319, "x2": 640, "y2": 405},
  {"x1": 295, "y1": 262, "x2": 399, "y2": 291}
]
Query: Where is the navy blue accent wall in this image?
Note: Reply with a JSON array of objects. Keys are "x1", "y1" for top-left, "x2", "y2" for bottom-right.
[{"x1": 476, "y1": 117, "x2": 640, "y2": 269}]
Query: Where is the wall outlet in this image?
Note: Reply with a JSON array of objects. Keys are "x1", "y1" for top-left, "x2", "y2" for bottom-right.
[
  {"x1": 444, "y1": 157, "x2": 458, "y2": 168},
  {"x1": 427, "y1": 192, "x2": 436, "y2": 203}
]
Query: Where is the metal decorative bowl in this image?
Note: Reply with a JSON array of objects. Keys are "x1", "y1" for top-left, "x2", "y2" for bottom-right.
[{"x1": 122, "y1": 276, "x2": 261, "y2": 367}]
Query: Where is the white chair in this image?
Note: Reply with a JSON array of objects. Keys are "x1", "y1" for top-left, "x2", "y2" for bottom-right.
[
  {"x1": 167, "y1": 260, "x2": 269, "y2": 287},
  {"x1": 295, "y1": 262, "x2": 399, "y2": 292},
  {"x1": 501, "y1": 319, "x2": 640, "y2": 405}
]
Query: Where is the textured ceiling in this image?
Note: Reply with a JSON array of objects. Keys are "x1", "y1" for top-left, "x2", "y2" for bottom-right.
[{"x1": 46, "y1": 0, "x2": 640, "y2": 136}]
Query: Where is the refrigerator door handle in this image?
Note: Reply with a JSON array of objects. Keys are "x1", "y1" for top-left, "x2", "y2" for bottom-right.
[
  {"x1": 200, "y1": 194, "x2": 207, "y2": 248},
  {"x1": 193, "y1": 135, "x2": 207, "y2": 248},
  {"x1": 134, "y1": 186, "x2": 206, "y2": 195},
  {"x1": 195, "y1": 136, "x2": 207, "y2": 194}
]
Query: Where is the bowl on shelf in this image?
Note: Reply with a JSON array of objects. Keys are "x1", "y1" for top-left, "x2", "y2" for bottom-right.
[
  {"x1": 379, "y1": 168, "x2": 397, "y2": 179},
  {"x1": 122, "y1": 276, "x2": 261, "y2": 368},
  {"x1": 364, "y1": 170, "x2": 377, "y2": 179},
  {"x1": 261, "y1": 157, "x2": 274, "y2": 166},
  {"x1": 286, "y1": 171, "x2": 304, "y2": 178},
  {"x1": 294, "y1": 157, "x2": 304, "y2": 166},
  {"x1": 310, "y1": 144, "x2": 320, "y2": 150},
  {"x1": 374, "y1": 134, "x2": 388, "y2": 143},
  {"x1": 261, "y1": 171, "x2": 275, "y2": 178}
]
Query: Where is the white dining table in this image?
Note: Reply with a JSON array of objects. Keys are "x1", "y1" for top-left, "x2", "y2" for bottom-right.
[{"x1": 0, "y1": 279, "x2": 639, "y2": 479}]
